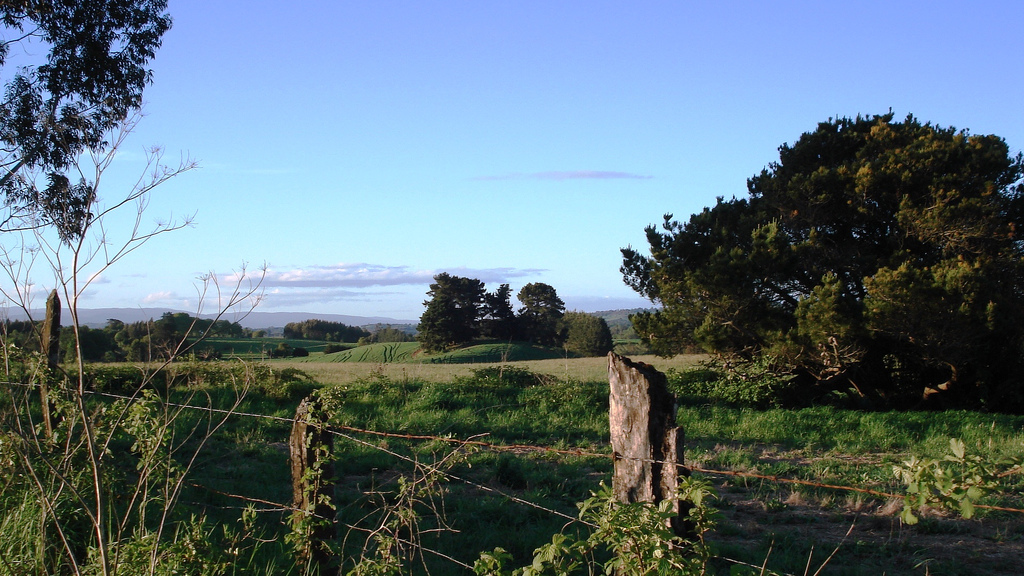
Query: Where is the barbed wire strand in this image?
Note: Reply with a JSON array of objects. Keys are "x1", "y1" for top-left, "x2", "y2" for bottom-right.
[
  {"x1": 188, "y1": 469, "x2": 774, "y2": 576},
  {"x1": 8, "y1": 380, "x2": 1024, "y2": 575},
  {"x1": 12, "y1": 381, "x2": 1024, "y2": 518},
  {"x1": 302, "y1": 419, "x2": 1024, "y2": 515},
  {"x1": 324, "y1": 423, "x2": 593, "y2": 527},
  {"x1": 76, "y1": 386, "x2": 1024, "y2": 515},
  {"x1": 87, "y1": 388, "x2": 591, "y2": 525},
  {"x1": 184, "y1": 481, "x2": 474, "y2": 570}
]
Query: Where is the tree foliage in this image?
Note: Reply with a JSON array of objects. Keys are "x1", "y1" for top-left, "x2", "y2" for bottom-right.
[
  {"x1": 516, "y1": 282, "x2": 565, "y2": 346},
  {"x1": 283, "y1": 318, "x2": 369, "y2": 342},
  {"x1": 417, "y1": 273, "x2": 486, "y2": 353},
  {"x1": 5, "y1": 312, "x2": 248, "y2": 362},
  {"x1": 481, "y1": 283, "x2": 517, "y2": 339},
  {"x1": 561, "y1": 311, "x2": 614, "y2": 357},
  {"x1": 358, "y1": 324, "x2": 415, "y2": 345},
  {"x1": 0, "y1": 0, "x2": 172, "y2": 241},
  {"x1": 416, "y1": 277, "x2": 573, "y2": 352},
  {"x1": 622, "y1": 113, "x2": 1024, "y2": 409}
]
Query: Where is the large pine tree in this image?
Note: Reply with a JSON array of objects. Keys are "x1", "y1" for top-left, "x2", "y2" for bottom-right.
[{"x1": 417, "y1": 273, "x2": 486, "y2": 353}]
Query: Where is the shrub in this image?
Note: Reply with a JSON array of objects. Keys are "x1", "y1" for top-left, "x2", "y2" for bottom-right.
[
  {"x1": 667, "y1": 357, "x2": 797, "y2": 408},
  {"x1": 466, "y1": 366, "x2": 549, "y2": 387},
  {"x1": 87, "y1": 364, "x2": 159, "y2": 393},
  {"x1": 561, "y1": 311, "x2": 614, "y2": 357},
  {"x1": 259, "y1": 367, "x2": 319, "y2": 401},
  {"x1": 269, "y1": 342, "x2": 293, "y2": 358}
]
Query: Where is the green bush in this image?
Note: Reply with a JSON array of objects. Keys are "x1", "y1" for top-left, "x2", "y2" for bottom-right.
[
  {"x1": 561, "y1": 311, "x2": 614, "y2": 357},
  {"x1": 87, "y1": 364, "x2": 160, "y2": 393},
  {"x1": 249, "y1": 367, "x2": 319, "y2": 401},
  {"x1": 667, "y1": 357, "x2": 797, "y2": 408},
  {"x1": 465, "y1": 366, "x2": 550, "y2": 387}
]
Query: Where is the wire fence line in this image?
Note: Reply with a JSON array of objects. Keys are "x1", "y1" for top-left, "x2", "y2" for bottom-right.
[
  {"x1": 9, "y1": 379, "x2": 1024, "y2": 519},
  {"x1": 6, "y1": 379, "x2": 1024, "y2": 574},
  {"x1": 7, "y1": 381, "x2": 1020, "y2": 518},
  {"x1": 74, "y1": 386, "x2": 1024, "y2": 517},
  {"x1": 7, "y1": 383, "x2": 589, "y2": 525},
  {"x1": 184, "y1": 480, "x2": 477, "y2": 571}
]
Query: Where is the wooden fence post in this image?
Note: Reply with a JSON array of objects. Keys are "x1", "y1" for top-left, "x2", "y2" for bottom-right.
[
  {"x1": 608, "y1": 352, "x2": 688, "y2": 537},
  {"x1": 39, "y1": 289, "x2": 60, "y2": 439},
  {"x1": 289, "y1": 395, "x2": 336, "y2": 569}
]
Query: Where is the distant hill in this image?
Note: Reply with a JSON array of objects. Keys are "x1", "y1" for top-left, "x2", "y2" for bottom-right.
[
  {"x1": 2, "y1": 306, "x2": 649, "y2": 332},
  {"x1": 233, "y1": 311, "x2": 416, "y2": 330},
  {"x1": 591, "y1": 308, "x2": 650, "y2": 323},
  {"x1": 0, "y1": 307, "x2": 416, "y2": 330}
]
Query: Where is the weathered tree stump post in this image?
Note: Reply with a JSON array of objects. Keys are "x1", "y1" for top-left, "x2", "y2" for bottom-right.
[
  {"x1": 39, "y1": 289, "x2": 61, "y2": 439},
  {"x1": 290, "y1": 395, "x2": 336, "y2": 570},
  {"x1": 608, "y1": 352, "x2": 688, "y2": 537}
]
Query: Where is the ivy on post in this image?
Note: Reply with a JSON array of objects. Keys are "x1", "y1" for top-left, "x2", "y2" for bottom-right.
[
  {"x1": 289, "y1": 394, "x2": 336, "y2": 570},
  {"x1": 608, "y1": 352, "x2": 689, "y2": 537}
]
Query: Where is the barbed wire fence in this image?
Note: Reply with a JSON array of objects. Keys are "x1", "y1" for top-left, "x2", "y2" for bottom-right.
[
  {"x1": 93, "y1": 386, "x2": 1024, "y2": 567},
  {"x1": 6, "y1": 380, "x2": 1024, "y2": 574}
]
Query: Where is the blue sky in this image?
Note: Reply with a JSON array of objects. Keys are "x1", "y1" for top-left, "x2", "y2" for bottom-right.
[{"x1": 50, "y1": 1, "x2": 1024, "y2": 322}]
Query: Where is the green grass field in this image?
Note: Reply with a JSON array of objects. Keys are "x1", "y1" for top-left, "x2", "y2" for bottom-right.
[
  {"x1": 202, "y1": 338, "x2": 576, "y2": 364},
  {"x1": 203, "y1": 337, "x2": 652, "y2": 365},
  {"x1": 295, "y1": 340, "x2": 592, "y2": 364},
  {"x1": 12, "y1": 352, "x2": 1023, "y2": 575},
  {"x1": 170, "y1": 355, "x2": 1024, "y2": 575},
  {"x1": 196, "y1": 336, "x2": 349, "y2": 358},
  {"x1": 273, "y1": 351, "x2": 703, "y2": 387}
]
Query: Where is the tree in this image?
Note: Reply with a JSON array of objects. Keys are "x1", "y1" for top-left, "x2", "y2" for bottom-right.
[
  {"x1": 283, "y1": 318, "x2": 370, "y2": 342},
  {"x1": 59, "y1": 324, "x2": 116, "y2": 362},
  {"x1": 517, "y1": 282, "x2": 565, "y2": 346},
  {"x1": 481, "y1": 283, "x2": 517, "y2": 339},
  {"x1": 417, "y1": 273, "x2": 485, "y2": 352},
  {"x1": 358, "y1": 324, "x2": 414, "y2": 345},
  {"x1": 622, "y1": 113, "x2": 1024, "y2": 409},
  {"x1": 561, "y1": 311, "x2": 614, "y2": 357},
  {"x1": 0, "y1": 104, "x2": 265, "y2": 574},
  {"x1": 0, "y1": 0, "x2": 172, "y2": 239}
]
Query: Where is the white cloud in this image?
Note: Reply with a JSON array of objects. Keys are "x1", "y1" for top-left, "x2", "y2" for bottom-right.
[
  {"x1": 214, "y1": 263, "x2": 555, "y2": 316},
  {"x1": 87, "y1": 271, "x2": 110, "y2": 286},
  {"x1": 142, "y1": 291, "x2": 176, "y2": 304},
  {"x1": 256, "y1": 263, "x2": 544, "y2": 289},
  {"x1": 261, "y1": 287, "x2": 403, "y2": 309}
]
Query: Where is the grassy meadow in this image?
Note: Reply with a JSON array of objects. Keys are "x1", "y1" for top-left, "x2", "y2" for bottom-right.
[
  {"x1": 276, "y1": 349, "x2": 702, "y2": 387},
  {"x1": 141, "y1": 342, "x2": 1024, "y2": 575},
  {"x1": 197, "y1": 336, "x2": 352, "y2": 358},
  {"x1": 12, "y1": 342, "x2": 1021, "y2": 574}
]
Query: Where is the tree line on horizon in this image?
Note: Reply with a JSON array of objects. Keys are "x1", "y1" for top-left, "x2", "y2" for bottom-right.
[
  {"x1": 4, "y1": 312, "x2": 248, "y2": 362},
  {"x1": 416, "y1": 274, "x2": 614, "y2": 356},
  {"x1": 4, "y1": 313, "x2": 424, "y2": 362},
  {"x1": 282, "y1": 318, "x2": 372, "y2": 342}
]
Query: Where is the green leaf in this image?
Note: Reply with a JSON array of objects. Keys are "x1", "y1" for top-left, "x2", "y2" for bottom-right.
[
  {"x1": 949, "y1": 438, "x2": 966, "y2": 460},
  {"x1": 901, "y1": 506, "x2": 920, "y2": 525},
  {"x1": 959, "y1": 498, "x2": 976, "y2": 519}
]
